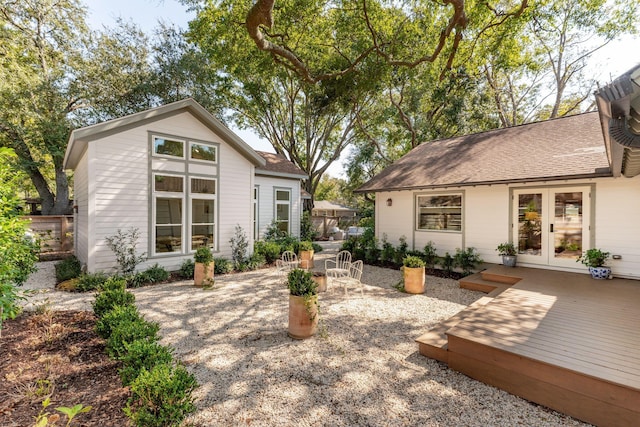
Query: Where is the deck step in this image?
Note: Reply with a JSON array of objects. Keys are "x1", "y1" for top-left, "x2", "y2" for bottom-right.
[
  {"x1": 459, "y1": 273, "x2": 514, "y2": 293},
  {"x1": 480, "y1": 269, "x2": 522, "y2": 285},
  {"x1": 416, "y1": 294, "x2": 498, "y2": 363}
]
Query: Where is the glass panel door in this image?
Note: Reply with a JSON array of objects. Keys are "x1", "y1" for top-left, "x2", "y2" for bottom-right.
[
  {"x1": 552, "y1": 192, "x2": 583, "y2": 261},
  {"x1": 517, "y1": 193, "x2": 543, "y2": 258}
]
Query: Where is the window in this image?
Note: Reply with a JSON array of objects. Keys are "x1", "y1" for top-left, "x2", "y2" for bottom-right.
[
  {"x1": 191, "y1": 198, "x2": 215, "y2": 250},
  {"x1": 253, "y1": 186, "x2": 259, "y2": 240},
  {"x1": 153, "y1": 137, "x2": 184, "y2": 158},
  {"x1": 416, "y1": 194, "x2": 462, "y2": 231},
  {"x1": 275, "y1": 189, "x2": 291, "y2": 233},
  {"x1": 155, "y1": 197, "x2": 183, "y2": 253},
  {"x1": 190, "y1": 142, "x2": 217, "y2": 162},
  {"x1": 191, "y1": 178, "x2": 216, "y2": 194}
]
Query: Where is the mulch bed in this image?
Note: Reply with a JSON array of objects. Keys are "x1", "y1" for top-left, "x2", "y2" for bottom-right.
[{"x1": 0, "y1": 311, "x2": 131, "y2": 426}]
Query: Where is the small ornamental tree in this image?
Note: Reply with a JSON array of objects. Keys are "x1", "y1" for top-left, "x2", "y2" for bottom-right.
[{"x1": 105, "y1": 228, "x2": 147, "y2": 275}]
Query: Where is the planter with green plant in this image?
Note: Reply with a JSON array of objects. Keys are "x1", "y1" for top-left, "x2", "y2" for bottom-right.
[
  {"x1": 287, "y1": 269, "x2": 318, "y2": 339},
  {"x1": 403, "y1": 255, "x2": 426, "y2": 294},
  {"x1": 298, "y1": 240, "x2": 315, "y2": 269},
  {"x1": 577, "y1": 248, "x2": 611, "y2": 279},
  {"x1": 496, "y1": 242, "x2": 518, "y2": 267},
  {"x1": 194, "y1": 247, "x2": 214, "y2": 286}
]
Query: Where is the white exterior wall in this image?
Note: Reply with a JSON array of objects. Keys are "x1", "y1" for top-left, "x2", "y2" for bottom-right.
[
  {"x1": 375, "y1": 176, "x2": 640, "y2": 279},
  {"x1": 87, "y1": 112, "x2": 254, "y2": 273},
  {"x1": 254, "y1": 176, "x2": 302, "y2": 239},
  {"x1": 73, "y1": 149, "x2": 90, "y2": 268}
]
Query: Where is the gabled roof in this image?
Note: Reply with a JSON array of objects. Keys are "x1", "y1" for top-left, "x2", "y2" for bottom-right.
[
  {"x1": 255, "y1": 151, "x2": 308, "y2": 179},
  {"x1": 356, "y1": 112, "x2": 611, "y2": 193},
  {"x1": 64, "y1": 98, "x2": 266, "y2": 170},
  {"x1": 313, "y1": 200, "x2": 357, "y2": 212}
]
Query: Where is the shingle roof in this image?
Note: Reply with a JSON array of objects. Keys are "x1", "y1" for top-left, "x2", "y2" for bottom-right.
[
  {"x1": 313, "y1": 200, "x2": 357, "y2": 211},
  {"x1": 355, "y1": 112, "x2": 611, "y2": 193},
  {"x1": 255, "y1": 151, "x2": 307, "y2": 179}
]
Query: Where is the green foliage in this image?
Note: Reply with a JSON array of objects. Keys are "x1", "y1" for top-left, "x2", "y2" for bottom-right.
[
  {"x1": 298, "y1": 240, "x2": 314, "y2": 251},
  {"x1": 403, "y1": 256, "x2": 426, "y2": 268},
  {"x1": 311, "y1": 242, "x2": 323, "y2": 253},
  {"x1": 92, "y1": 289, "x2": 136, "y2": 318},
  {"x1": 124, "y1": 363, "x2": 197, "y2": 427},
  {"x1": 105, "y1": 228, "x2": 147, "y2": 275},
  {"x1": 128, "y1": 264, "x2": 170, "y2": 288},
  {"x1": 194, "y1": 247, "x2": 213, "y2": 265},
  {"x1": 300, "y1": 211, "x2": 318, "y2": 241},
  {"x1": 54, "y1": 256, "x2": 82, "y2": 283},
  {"x1": 496, "y1": 242, "x2": 517, "y2": 256},
  {"x1": 454, "y1": 247, "x2": 483, "y2": 276},
  {"x1": 577, "y1": 248, "x2": 610, "y2": 268},
  {"x1": 229, "y1": 224, "x2": 249, "y2": 267},
  {"x1": 95, "y1": 304, "x2": 141, "y2": 339},
  {"x1": 380, "y1": 236, "x2": 396, "y2": 265},
  {"x1": 394, "y1": 236, "x2": 409, "y2": 266},
  {"x1": 441, "y1": 252, "x2": 455, "y2": 276},
  {"x1": 287, "y1": 269, "x2": 318, "y2": 297},
  {"x1": 98, "y1": 276, "x2": 127, "y2": 292},
  {"x1": 423, "y1": 242, "x2": 438, "y2": 268},
  {"x1": 35, "y1": 397, "x2": 92, "y2": 427},
  {"x1": 263, "y1": 220, "x2": 287, "y2": 241},
  {"x1": 253, "y1": 241, "x2": 281, "y2": 264},
  {"x1": 247, "y1": 253, "x2": 266, "y2": 270},
  {"x1": 76, "y1": 272, "x2": 109, "y2": 293},
  {"x1": 178, "y1": 259, "x2": 195, "y2": 279},
  {"x1": 213, "y1": 258, "x2": 233, "y2": 274},
  {"x1": 106, "y1": 317, "x2": 160, "y2": 359},
  {"x1": 119, "y1": 340, "x2": 174, "y2": 386},
  {"x1": 55, "y1": 403, "x2": 92, "y2": 426}
]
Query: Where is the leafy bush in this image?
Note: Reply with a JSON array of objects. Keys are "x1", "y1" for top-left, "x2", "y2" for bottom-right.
[
  {"x1": 403, "y1": 255, "x2": 426, "y2": 268},
  {"x1": 263, "y1": 220, "x2": 287, "y2": 241},
  {"x1": 423, "y1": 241, "x2": 438, "y2": 268},
  {"x1": 298, "y1": 240, "x2": 314, "y2": 251},
  {"x1": 454, "y1": 247, "x2": 483, "y2": 276},
  {"x1": 124, "y1": 363, "x2": 197, "y2": 427},
  {"x1": 311, "y1": 242, "x2": 323, "y2": 253},
  {"x1": 300, "y1": 211, "x2": 318, "y2": 241},
  {"x1": 105, "y1": 228, "x2": 147, "y2": 275},
  {"x1": 213, "y1": 258, "x2": 233, "y2": 275},
  {"x1": 93, "y1": 288, "x2": 136, "y2": 318},
  {"x1": 76, "y1": 272, "x2": 109, "y2": 292},
  {"x1": 287, "y1": 269, "x2": 317, "y2": 297},
  {"x1": 119, "y1": 340, "x2": 174, "y2": 386},
  {"x1": 95, "y1": 304, "x2": 140, "y2": 339},
  {"x1": 178, "y1": 259, "x2": 194, "y2": 279},
  {"x1": 247, "y1": 252, "x2": 266, "y2": 270},
  {"x1": 253, "y1": 241, "x2": 281, "y2": 264},
  {"x1": 441, "y1": 252, "x2": 454, "y2": 276},
  {"x1": 54, "y1": 256, "x2": 82, "y2": 283},
  {"x1": 380, "y1": 235, "x2": 396, "y2": 265},
  {"x1": 99, "y1": 276, "x2": 127, "y2": 292},
  {"x1": 229, "y1": 224, "x2": 248, "y2": 268},
  {"x1": 106, "y1": 317, "x2": 160, "y2": 359},
  {"x1": 394, "y1": 236, "x2": 408, "y2": 266},
  {"x1": 194, "y1": 247, "x2": 213, "y2": 264},
  {"x1": 128, "y1": 264, "x2": 170, "y2": 288}
]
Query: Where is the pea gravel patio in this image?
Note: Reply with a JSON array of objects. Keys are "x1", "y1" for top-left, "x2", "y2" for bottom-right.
[{"x1": 23, "y1": 249, "x2": 588, "y2": 426}]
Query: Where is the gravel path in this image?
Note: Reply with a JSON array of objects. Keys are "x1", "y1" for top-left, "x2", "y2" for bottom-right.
[{"x1": 21, "y1": 247, "x2": 588, "y2": 426}]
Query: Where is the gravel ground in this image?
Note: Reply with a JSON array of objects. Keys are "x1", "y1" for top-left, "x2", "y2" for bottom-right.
[{"x1": 22, "y1": 246, "x2": 588, "y2": 426}]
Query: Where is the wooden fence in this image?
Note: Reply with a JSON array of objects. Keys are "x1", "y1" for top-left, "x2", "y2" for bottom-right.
[{"x1": 26, "y1": 215, "x2": 74, "y2": 259}]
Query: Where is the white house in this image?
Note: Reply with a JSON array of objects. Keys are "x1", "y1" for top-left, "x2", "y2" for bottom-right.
[
  {"x1": 63, "y1": 99, "x2": 306, "y2": 273},
  {"x1": 356, "y1": 65, "x2": 640, "y2": 279}
]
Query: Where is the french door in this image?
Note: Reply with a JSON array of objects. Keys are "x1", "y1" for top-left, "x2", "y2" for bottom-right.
[{"x1": 513, "y1": 187, "x2": 591, "y2": 268}]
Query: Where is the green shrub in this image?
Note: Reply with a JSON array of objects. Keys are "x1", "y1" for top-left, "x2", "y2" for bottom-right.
[
  {"x1": 106, "y1": 317, "x2": 160, "y2": 359},
  {"x1": 403, "y1": 255, "x2": 426, "y2": 268},
  {"x1": 253, "y1": 241, "x2": 281, "y2": 264},
  {"x1": 95, "y1": 304, "x2": 141, "y2": 339},
  {"x1": 143, "y1": 264, "x2": 170, "y2": 282},
  {"x1": 423, "y1": 241, "x2": 438, "y2": 268},
  {"x1": 194, "y1": 247, "x2": 213, "y2": 264},
  {"x1": 300, "y1": 211, "x2": 318, "y2": 241},
  {"x1": 287, "y1": 269, "x2": 317, "y2": 297},
  {"x1": 124, "y1": 363, "x2": 197, "y2": 427},
  {"x1": 247, "y1": 253, "x2": 266, "y2": 270},
  {"x1": 213, "y1": 258, "x2": 233, "y2": 274},
  {"x1": 178, "y1": 259, "x2": 194, "y2": 279},
  {"x1": 105, "y1": 228, "x2": 147, "y2": 275},
  {"x1": 394, "y1": 236, "x2": 408, "y2": 266},
  {"x1": 76, "y1": 272, "x2": 109, "y2": 292},
  {"x1": 441, "y1": 252, "x2": 455, "y2": 276},
  {"x1": 92, "y1": 288, "x2": 136, "y2": 318},
  {"x1": 54, "y1": 256, "x2": 82, "y2": 283},
  {"x1": 298, "y1": 240, "x2": 314, "y2": 251},
  {"x1": 99, "y1": 276, "x2": 127, "y2": 292},
  {"x1": 127, "y1": 264, "x2": 170, "y2": 288},
  {"x1": 454, "y1": 247, "x2": 483, "y2": 276},
  {"x1": 311, "y1": 242, "x2": 323, "y2": 253},
  {"x1": 380, "y1": 235, "x2": 396, "y2": 265},
  {"x1": 229, "y1": 224, "x2": 248, "y2": 268},
  {"x1": 119, "y1": 340, "x2": 174, "y2": 386}
]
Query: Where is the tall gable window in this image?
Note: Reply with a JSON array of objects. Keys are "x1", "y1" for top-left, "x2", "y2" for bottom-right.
[
  {"x1": 151, "y1": 134, "x2": 219, "y2": 256},
  {"x1": 416, "y1": 194, "x2": 462, "y2": 231},
  {"x1": 275, "y1": 188, "x2": 291, "y2": 233}
]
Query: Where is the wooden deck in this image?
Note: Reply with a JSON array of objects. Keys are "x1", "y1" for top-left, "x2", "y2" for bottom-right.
[{"x1": 416, "y1": 266, "x2": 640, "y2": 426}]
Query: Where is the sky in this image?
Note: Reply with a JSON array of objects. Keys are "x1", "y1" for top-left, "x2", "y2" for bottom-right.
[{"x1": 86, "y1": 0, "x2": 640, "y2": 178}]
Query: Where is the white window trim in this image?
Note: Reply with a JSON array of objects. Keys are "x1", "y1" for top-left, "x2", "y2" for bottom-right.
[
  {"x1": 274, "y1": 188, "x2": 292, "y2": 234},
  {"x1": 415, "y1": 192, "x2": 463, "y2": 233},
  {"x1": 152, "y1": 173, "x2": 186, "y2": 256},
  {"x1": 189, "y1": 177, "x2": 217, "y2": 252}
]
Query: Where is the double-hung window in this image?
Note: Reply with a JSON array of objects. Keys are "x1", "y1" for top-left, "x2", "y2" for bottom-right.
[
  {"x1": 416, "y1": 194, "x2": 463, "y2": 231},
  {"x1": 154, "y1": 174, "x2": 184, "y2": 253},
  {"x1": 275, "y1": 189, "x2": 291, "y2": 233},
  {"x1": 190, "y1": 178, "x2": 216, "y2": 250}
]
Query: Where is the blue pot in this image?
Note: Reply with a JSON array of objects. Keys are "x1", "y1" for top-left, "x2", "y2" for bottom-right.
[
  {"x1": 589, "y1": 266, "x2": 611, "y2": 279},
  {"x1": 502, "y1": 255, "x2": 517, "y2": 267}
]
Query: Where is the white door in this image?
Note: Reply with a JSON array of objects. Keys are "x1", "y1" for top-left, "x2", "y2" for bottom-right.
[{"x1": 513, "y1": 187, "x2": 590, "y2": 268}]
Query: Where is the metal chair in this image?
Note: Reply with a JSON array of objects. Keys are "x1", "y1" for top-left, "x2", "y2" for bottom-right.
[
  {"x1": 325, "y1": 250, "x2": 352, "y2": 286},
  {"x1": 334, "y1": 260, "x2": 364, "y2": 296},
  {"x1": 276, "y1": 251, "x2": 299, "y2": 281}
]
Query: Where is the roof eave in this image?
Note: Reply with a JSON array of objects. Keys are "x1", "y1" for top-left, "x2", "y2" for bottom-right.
[{"x1": 255, "y1": 170, "x2": 308, "y2": 180}]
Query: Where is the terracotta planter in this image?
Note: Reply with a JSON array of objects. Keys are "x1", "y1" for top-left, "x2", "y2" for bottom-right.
[
  {"x1": 288, "y1": 295, "x2": 318, "y2": 339},
  {"x1": 299, "y1": 250, "x2": 314, "y2": 269},
  {"x1": 404, "y1": 266, "x2": 425, "y2": 294},
  {"x1": 194, "y1": 262, "x2": 214, "y2": 286},
  {"x1": 311, "y1": 272, "x2": 327, "y2": 292}
]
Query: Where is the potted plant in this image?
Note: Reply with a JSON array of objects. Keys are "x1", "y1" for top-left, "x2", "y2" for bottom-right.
[
  {"x1": 194, "y1": 247, "x2": 214, "y2": 286},
  {"x1": 311, "y1": 271, "x2": 327, "y2": 292},
  {"x1": 402, "y1": 255, "x2": 425, "y2": 294},
  {"x1": 298, "y1": 240, "x2": 314, "y2": 269},
  {"x1": 287, "y1": 269, "x2": 318, "y2": 339},
  {"x1": 577, "y1": 248, "x2": 611, "y2": 279},
  {"x1": 496, "y1": 242, "x2": 518, "y2": 267}
]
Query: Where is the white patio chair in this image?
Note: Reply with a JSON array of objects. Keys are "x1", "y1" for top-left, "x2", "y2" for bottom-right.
[
  {"x1": 276, "y1": 251, "x2": 299, "y2": 281},
  {"x1": 325, "y1": 250, "x2": 352, "y2": 286},
  {"x1": 334, "y1": 260, "x2": 364, "y2": 296}
]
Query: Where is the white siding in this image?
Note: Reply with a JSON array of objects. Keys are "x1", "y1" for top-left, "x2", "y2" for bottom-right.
[
  {"x1": 375, "y1": 176, "x2": 640, "y2": 279},
  {"x1": 86, "y1": 111, "x2": 255, "y2": 273},
  {"x1": 73, "y1": 149, "x2": 90, "y2": 268},
  {"x1": 254, "y1": 176, "x2": 302, "y2": 239}
]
